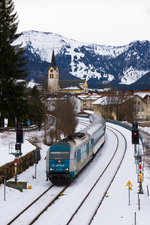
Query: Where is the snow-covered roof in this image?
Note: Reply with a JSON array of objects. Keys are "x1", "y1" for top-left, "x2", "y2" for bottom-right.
[
  {"x1": 92, "y1": 97, "x2": 108, "y2": 105},
  {"x1": 92, "y1": 96, "x2": 132, "y2": 105},
  {"x1": 62, "y1": 86, "x2": 80, "y2": 90},
  {"x1": 77, "y1": 93, "x2": 102, "y2": 100},
  {"x1": 27, "y1": 79, "x2": 38, "y2": 88},
  {"x1": 134, "y1": 92, "x2": 150, "y2": 99},
  {"x1": 78, "y1": 95, "x2": 87, "y2": 98}
]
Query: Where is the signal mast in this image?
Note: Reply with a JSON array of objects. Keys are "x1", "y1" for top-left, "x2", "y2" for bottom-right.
[{"x1": 132, "y1": 122, "x2": 143, "y2": 194}]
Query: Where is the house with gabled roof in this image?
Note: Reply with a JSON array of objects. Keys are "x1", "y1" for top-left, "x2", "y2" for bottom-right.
[
  {"x1": 133, "y1": 91, "x2": 150, "y2": 120},
  {"x1": 92, "y1": 90, "x2": 150, "y2": 121}
]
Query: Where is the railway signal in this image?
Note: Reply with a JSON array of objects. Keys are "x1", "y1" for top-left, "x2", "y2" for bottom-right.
[
  {"x1": 132, "y1": 122, "x2": 143, "y2": 194},
  {"x1": 132, "y1": 121, "x2": 138, "y2": 129},
  {"x1": 138, "y1": 163, "x2": 142, "y2": 182},
  {"x1": 132, "y1": 122, "x2": 139, "y2": 145},
  {"x1": 16, "y1": 122, "x2": 23, "y2": 143},
  {"x1": 14, "y1": 158, "x2": 17, "y2": 183},
  {"x1": 13, "y1": 122, "x2": 24, "y2": 183},
  {"x1": 132, "y1": 129, "x2": 139, "y2": 145},
  {"x1": 138, "y1": 163, "x2": 143, "y2": 194}
]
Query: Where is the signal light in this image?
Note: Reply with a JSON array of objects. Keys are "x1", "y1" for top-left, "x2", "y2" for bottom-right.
[
  {"x1": 139, "y1": 173, "x2": 142, "y2": 181},
  {"x1": 132, "y1": 122, "x2": 138, "y2": 129},
  {"x1": 132, "y1": 129, "x2": 139, "y2": 144},
  {"x1": 16, "y1": 122, "x2": 23, "y2": 143}
]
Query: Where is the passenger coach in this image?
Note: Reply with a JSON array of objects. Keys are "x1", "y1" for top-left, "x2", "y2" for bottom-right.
[{"x1": 46, "y1": 114, "x2": 105, "y2": 184}]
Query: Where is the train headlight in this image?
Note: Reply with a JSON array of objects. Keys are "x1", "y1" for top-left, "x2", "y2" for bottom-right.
[
  {"x1": 50, "y1": 168, "x2": 54, "y2": 171},
  {"x1": 64, "y1": 168, "x2": 69, "y2": 171}
]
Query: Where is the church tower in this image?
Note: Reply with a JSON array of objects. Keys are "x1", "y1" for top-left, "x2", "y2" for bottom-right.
[{"x1": 48, "y1": 50, "x2": 59, "y2": 93}]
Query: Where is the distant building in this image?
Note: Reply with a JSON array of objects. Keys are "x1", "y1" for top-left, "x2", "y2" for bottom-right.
[
  {"x1": 48, "y1": 51, "x2": 88, "y2": 94},
  {"x1": 133, "y1": 91, "x2": 150, "y2": 120},
  {"x1": 93, "y1": 96, "x2": 121, "y2": 120},
  {"x1": 92, "y1": 90, "x2": 150, "y2": 121},
  {"x1": 77, "y1": 93, "x2": 102, "y2": 110},
  {"x1": 48, "y1": 50, "x2": 59, "y2": 93}
]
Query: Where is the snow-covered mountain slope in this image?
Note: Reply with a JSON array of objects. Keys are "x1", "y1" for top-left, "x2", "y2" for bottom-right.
[
  {"x1": 16, "y1": 30, "x2": 127, "y2": 61},
  {"x1": 15, "y1": 30, "x2": 150, "y2": 88}
]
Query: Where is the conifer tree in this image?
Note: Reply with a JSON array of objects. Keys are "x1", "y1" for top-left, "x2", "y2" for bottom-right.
[
  {"x1": 27, "y1": 86, "x2": 45, "y2": 130},
  {"x1": 0, "y1": 0, "x2": 27, "y2": 126}
]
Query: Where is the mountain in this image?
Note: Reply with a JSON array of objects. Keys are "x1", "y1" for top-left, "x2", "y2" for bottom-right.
[
  {"x1": 14, "y1": 30, "x2": 150, "y2": 90},
  {"x1": 124, "y1": 71, "x2": 150, "y2": 90}
]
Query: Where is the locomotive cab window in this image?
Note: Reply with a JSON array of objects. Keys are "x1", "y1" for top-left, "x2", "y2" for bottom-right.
[{"x1": 50, "y1": 151, "x2": 69, "y2": 160}]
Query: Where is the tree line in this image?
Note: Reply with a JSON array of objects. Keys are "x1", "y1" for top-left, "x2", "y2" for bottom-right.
[
  {"x1": 0, "y1": 0, "x2": 45, "y2": 127},
  {"x1": 0, "y1": 0, "x2": 77, "y2": 143}
]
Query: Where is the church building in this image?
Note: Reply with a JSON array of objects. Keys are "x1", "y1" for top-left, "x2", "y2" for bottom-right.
[
  {"x1": 48, "y1": 50, "x2": 59, "y2": 93},
  {"x1": 48, "y1": 50, "x2": 88, "y2": 94}
]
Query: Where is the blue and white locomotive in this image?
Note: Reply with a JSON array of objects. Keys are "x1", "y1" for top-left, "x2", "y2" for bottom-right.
[{"x1": 46, "y1": 114, "x2": 106, "y2": 184}]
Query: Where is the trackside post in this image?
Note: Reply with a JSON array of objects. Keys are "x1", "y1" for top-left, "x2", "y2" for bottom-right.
[
  {"x1": 132, "y1": 122, "x2": 143, "y2": 194},
  {"x1": 126, "y1": 180, "x2": 133, "y2": 206}
]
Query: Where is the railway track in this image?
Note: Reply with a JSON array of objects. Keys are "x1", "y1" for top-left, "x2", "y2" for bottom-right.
[
  {"x1": 30, "y1": 124, "x2": 127, "y2": 225},
  {"x1": 7, "y1": 124, "x2": 127, "y2": 225},
  {"x1": 7, "y1": 184, "x2": 68, "y2": 225},
  {"x1": 65, "y1": 125, "x2": 127, "y2": 225},
  {"x1": 6, "y1": 117, "x2": 90, "y2": 225}
]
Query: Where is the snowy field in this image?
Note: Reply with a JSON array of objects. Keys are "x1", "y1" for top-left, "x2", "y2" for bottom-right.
[
  {"x1": 0, "y1": 120, "x2": 150, "y2": 225},
  {"x1": 0, "y1": 131, "x2": 36, "y2": 166},
  {"x1": 139, "y1": 126, "x2": 150, "y2": 134}
]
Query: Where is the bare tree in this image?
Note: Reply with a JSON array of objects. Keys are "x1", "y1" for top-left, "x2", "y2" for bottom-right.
[
  {"x1": 118, "y1": 98, "x2": 134, "y2": 122},
  {"x1": 103, "y1": 89, "x2": 134, "y2": 121},
  {"x1": 53, "y1": 94, "x2": 77, "y2": 140}
]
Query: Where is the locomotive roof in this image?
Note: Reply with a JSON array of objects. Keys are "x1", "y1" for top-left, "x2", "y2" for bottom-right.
[
  {"x1": 50, "y1": 142, "x2": 70, "y2": 151},
  {"x1": 62, "y1": 133, "x2": 86, "y2": 143},
  {"x1": 86, "y1": 123, "x2": 103, "y2": 136},
  {"x1": 81, "y1": 113, "x2": 105, "y2": 134}
]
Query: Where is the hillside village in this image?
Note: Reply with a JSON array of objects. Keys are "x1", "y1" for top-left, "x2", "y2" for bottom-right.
[
  {"x1": 16, "y1": 30, "x2": 150, "y2": 91},
  {"x1": 42, "y1": 50, "x2": 150, "y2": 123}
]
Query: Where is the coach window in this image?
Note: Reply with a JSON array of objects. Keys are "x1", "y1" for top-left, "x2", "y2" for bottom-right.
[
  {"x1": 74, "y1": 151, "x2": 77, "y2": 158},
  {"x1": 86, "y1": 143, "x2": 89, "y2": 153},
  {"x1": 77, "y1": 149, "x2": 81, "y2": 162}
]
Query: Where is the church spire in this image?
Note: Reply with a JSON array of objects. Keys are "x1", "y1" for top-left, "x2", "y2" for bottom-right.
[
  {"x1": 48, "y1": 49, "x2": 59, "y2": 93},
  {"x1": 50, "y1": 50, "x2": 56, "y2": 68}
]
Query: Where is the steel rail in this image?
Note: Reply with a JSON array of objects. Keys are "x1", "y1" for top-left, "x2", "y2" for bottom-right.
[
  {"x1": 65, "y1": 125, "x2": 127, "y2": 225},
  {"x1": 28, "y1": 185, "x2": 69, "y2": 225},
  {"x1": 7, "y1": 184, "x2": 54, "y2": 225},
  {"x1": 88, "y1": 125, "x2": 127, "y2": 225},
  {"x1": 7, "y1": 184, "x2": 70, "y2": 225},
  {"x1": 6, "y1": 117, "x2": 90, "y2": 225}
]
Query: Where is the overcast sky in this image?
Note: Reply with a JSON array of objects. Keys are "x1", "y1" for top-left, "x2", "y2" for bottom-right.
[{"x1": 14, "y1": 0, "x2": 150, "y2": 46}]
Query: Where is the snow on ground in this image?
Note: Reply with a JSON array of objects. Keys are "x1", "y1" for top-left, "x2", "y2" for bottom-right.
[
  {"x1": 139, "y1": 126, "x2": 150, "y2": 135},
  {"x1": 92, "y1": 123, "x2": 150, "y2": 225},
  {"x1": 34, "y1": 127, "x2": 119, "y2": 225},
  {"x1": 0, "y1": 131, "x2": 36, "y2": 166},
  {"x1": 0, "y1": 121, "x2": 150, "y2": 225}
]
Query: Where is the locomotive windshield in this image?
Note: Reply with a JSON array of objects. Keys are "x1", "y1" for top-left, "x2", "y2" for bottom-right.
[{"x1": 50, "y1": 151, "x2": 69, "y2": 160}]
